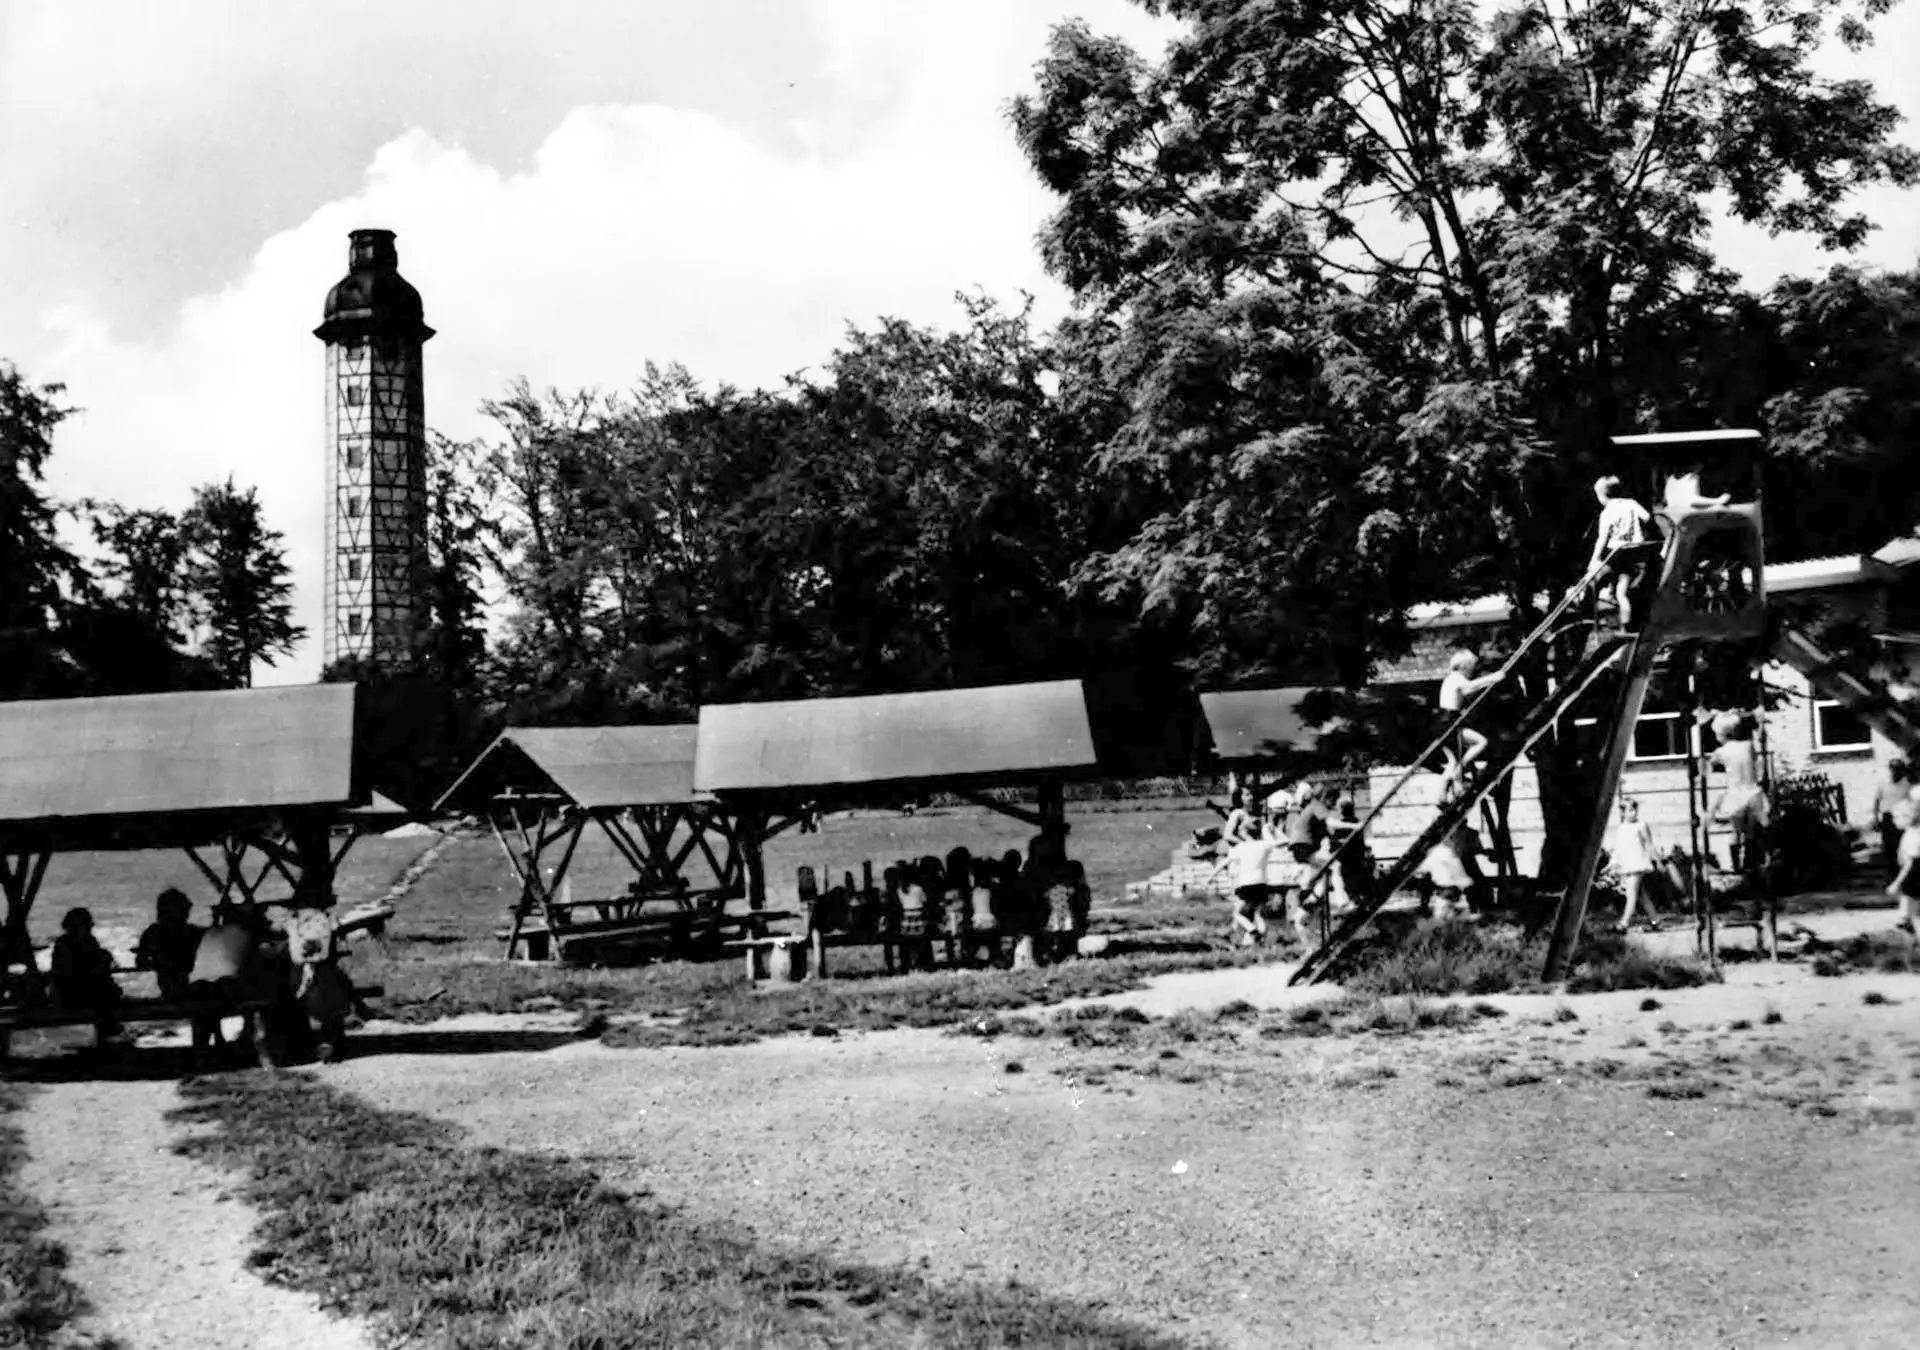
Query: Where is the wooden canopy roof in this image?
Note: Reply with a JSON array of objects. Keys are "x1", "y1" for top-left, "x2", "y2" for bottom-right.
[
  {"x1": 435, "y1": 725, "x2": 703, "y2": 814},
  {"x1": 0, "y1": 684, "x2": 366, "y2": 851},
  {"x1": 693, "y1": 680, "x2": 1099, "y2": 801}
]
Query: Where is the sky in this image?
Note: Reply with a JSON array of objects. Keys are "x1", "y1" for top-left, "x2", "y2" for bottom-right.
[{"x1": 2, "y1": 0, "x2": 1917, "y2": 686}]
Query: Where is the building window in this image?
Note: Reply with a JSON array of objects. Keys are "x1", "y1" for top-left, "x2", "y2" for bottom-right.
[
  {"x1": 347, "y1": 556, "x2": 363, "y2": 581},
  {"x1": 345, "y1": 385, "x2": 365, "y2": 407},
  {"x1": 346, "y1": 495, "x2": 363, "y2": 518},
  {"x1": 1814, "y1": 699, "x2": 1872, "y2": 751},
  {"x1": 347, "y1": 612, "x2": 364, "y2": 636},
  {"x1": 345, "y1": 443, "x2": 364, "y2": 470},
  {"x1": 1574, "y1": 712, "x2": 1719, "y2": 763}
]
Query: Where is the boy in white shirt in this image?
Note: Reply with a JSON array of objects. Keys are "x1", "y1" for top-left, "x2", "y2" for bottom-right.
[
  {"x1": 1226, "y1": 812, "x2": 1276, "y2": 947},
  {"x1": 1588, "y1": 475, "x2": 1655, "y2": 628}
]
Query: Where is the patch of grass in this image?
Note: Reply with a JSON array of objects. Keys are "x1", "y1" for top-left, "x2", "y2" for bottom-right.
[
  {"x1": 169, "y1": 1073, "x2": 1189, "y2": 1350},
  {"x1": 1639, "y1": 998, "x2": 1662, "y2": 1013},
  {"x1": 1553, "y1": 1004, "x2": 1579, "y2": 1023},
  {"x1": 364, "y1": 911, "x2": 1290, "y2": 1049},
  {"x1": 1333, "y1": 919, "x2": 1713, "y2": 999},
  {"x1": 1810, "y1": 932, "x2": 1920, "y2": 978},
  {"x1": 1728, "y1": 1019, "x2": 1753, "y2": 1032},
  {"x1": 1337, "y1": 920, "x2": 1536, "y2": 997},
  {"x1": 1563, "y1": 930, "x2": 1714, "y2": 994},
  {"x1": 0, "y1": 1085, "x2": 123, "y2": 1350},
  {"x1": 1646, "y1": 1080, "x2": 1712, "y2": 1100},
  {"x1": 1863, "y1": 991, "x2": 1897, "y2": 1007},
  {"x1": 1764, "y1": 1007, "x2": 1784, "y2": 1025},
  {"x1": 1656, "y1": 1021, "x2": 1680, "y2": 1035}
]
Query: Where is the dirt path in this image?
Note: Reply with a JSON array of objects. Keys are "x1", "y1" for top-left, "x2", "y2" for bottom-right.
[
  {"x1": 334, "y1": 965, "x2": 1920, "y2": 1350},
  {"x1": 16, "y1": 1076, "x2": 376, "y2": 1350}
]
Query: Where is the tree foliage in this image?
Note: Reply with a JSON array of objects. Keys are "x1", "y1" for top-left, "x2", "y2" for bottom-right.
[
  {"x1": 1012, "y1": 0, "x2": 1916, "y2": 875},
  {"x1": 1012, "y1": 0, "x2": 1918, "y2": 668},
  {"x1": 0, "y1": 361, "x2": 85, "y2": 697},
  {"x1": 182, "y1": 478, "x2": 304, "y2": 688}
]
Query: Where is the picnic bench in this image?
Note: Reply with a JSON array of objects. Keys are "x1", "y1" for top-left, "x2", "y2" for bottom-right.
[
  {"x1": 0, "y1": 982, "x2": 386, "y2": 1065},
  {"x1": 501, "y1": 899, "x2": 799, "y2": 963},
  {"x1": 438, "y1": 726, "x2": 807, "y2": 963}
]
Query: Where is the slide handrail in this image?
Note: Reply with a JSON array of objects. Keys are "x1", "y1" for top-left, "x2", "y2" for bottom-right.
[
  {"x1": 1291, "y1": 633, "x2": 1638, "y2": 986},
  {"x1": 1276, "y1": 542, "x2": 1652, "y2": 903}
]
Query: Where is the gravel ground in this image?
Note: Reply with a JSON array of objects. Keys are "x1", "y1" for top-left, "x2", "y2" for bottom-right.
[
  {"x1": 15, "y1": 1073, "x2": 377, "y2": 1350},
  {"x1": 333, "y1": 959, "x2": 1920, "y2": 1350}
]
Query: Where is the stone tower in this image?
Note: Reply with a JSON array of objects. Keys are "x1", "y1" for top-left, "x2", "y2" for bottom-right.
[{"x1": 315, "y1": 228, "x2": 434, "y2": 669}]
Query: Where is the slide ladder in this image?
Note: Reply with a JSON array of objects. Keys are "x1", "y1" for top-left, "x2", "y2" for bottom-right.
[
  {"x1": 1291, "y1": 634, "x2": 1638, "y2": 986},
  {"x1": 1771, "y1": 626, "x2": 1920, "y2": 756},
  {"x1": 1279, "y1": 542, "x2": 1657, "y2": 939}
]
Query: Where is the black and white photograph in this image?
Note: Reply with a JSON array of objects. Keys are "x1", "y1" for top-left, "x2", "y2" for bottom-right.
[{"x1": 2, "y1": 2, "x2": 1918, "y2": 1345}]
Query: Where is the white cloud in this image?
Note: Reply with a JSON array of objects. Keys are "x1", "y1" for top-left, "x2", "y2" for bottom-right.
[
  {"x1": 20, "y1": 0, "x2": 1917, "y2": 689},
  {"x1": 30, "y1": 0, "x2": 1179, "y2": 685}
]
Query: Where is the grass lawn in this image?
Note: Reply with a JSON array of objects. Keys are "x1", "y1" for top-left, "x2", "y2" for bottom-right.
[
  {"x1": 0, "y1": 1084, "x2": 118, "y2": 1349},
  {"x1": 18, "y1": 835, "x2": 442, "y2": 952},
  {"x1": 347, "y1": 803, "x2": 1262, "y2": 1042},
  {"x1": 170, "y1": 1071, "x2": 1195, "y2": 1350}
]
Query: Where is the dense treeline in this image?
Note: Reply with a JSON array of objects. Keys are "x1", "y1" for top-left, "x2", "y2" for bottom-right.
[{"x1": 4, "y1": 1, "x2": 1917, "y2": 859}]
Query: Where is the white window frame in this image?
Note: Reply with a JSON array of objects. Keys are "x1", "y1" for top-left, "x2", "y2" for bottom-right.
[
  {"x1": 1572, "y1": 713, "x2": 1702, "y2": 763},
  {"x1": 1812, "y1": 697, "x2": 1873, "y2": 752}
]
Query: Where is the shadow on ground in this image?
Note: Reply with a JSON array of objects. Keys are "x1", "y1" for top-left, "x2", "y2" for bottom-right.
[{"x1": 1, "y1": 1027, "x2": 587, "y2": 1083}]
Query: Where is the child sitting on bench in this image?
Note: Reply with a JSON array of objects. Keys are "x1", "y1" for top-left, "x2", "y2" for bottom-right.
[
  {"x1": 50, "y1": 907, "x2": 124, "y2": 1042},
  {"x1": 134, "y1": 887, "x2": 204, "y2": 1001}
]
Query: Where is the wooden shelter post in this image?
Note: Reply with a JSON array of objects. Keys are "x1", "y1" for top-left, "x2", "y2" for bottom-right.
[
  {"x1": 1037, "y1": 781, "x2": 1069, "y2": 854},
  {"x1": 489, "y1": 797, "x2": 588, "y2": 960},
  {"x1": 0, "y1": 849, "x2": 51, "y2": 1002}
]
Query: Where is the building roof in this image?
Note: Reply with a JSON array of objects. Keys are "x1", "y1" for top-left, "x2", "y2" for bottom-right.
[
  {"x1": 1407, "y1": 552, "x2": 1902, "y2": 630},
  {"x1": 435, "y1": 725, "x2": 702, "y2": 814},
  {"x1": 0, "y1": 684, "x2": 363, "y2": 849},
  {"x1": 1767, "y1": 554, "x2": 1901, "y2": 594},
  {"x1": 693, "y1": 680, "x2": 1098, "y2": 798},
  {"x1": 1199, "y1": 688, "x2": 1340, "y2": 766}
]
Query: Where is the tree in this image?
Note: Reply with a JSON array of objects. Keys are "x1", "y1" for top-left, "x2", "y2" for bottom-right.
[
  {"x1": 182, "y1": 478, "x2": 304, "y2": 687},
  {"x1": 1013, "y1": 0, "x2": 1917, "y2": 878},
  {"x1": 84, "y1": 502, "x2": 191, "y2": 642},
  {"x1": 422, "y1": 432, "x2": 493, "y2": 691},
  {"x1": 0, "y1": 360, "x2": 85, "y2": 697}
]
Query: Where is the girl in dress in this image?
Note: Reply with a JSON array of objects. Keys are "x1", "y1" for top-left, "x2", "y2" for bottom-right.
[{"x1": 1612, "y1": 796, "x2": 1663, "y2": 932}]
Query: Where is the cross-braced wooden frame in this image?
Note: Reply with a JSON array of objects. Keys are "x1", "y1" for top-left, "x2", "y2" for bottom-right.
[
  {"x1": 0, "y1": 808, "x2": 375, "y2": 1011},
  {"x1": 487, "y1": 791, "x2": 772, "y2": 961}
]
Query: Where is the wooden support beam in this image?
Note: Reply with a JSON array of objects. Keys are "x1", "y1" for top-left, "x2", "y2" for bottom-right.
[
  {"x1": 1, "y1": 848, "x2": 52, "y2": 1001},
  {"x1": 950, "y1": 787, "x2": 1046, "y2": 829}
]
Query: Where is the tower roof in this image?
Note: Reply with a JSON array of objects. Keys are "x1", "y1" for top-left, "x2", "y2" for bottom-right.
[{"x1": 315, "y1": 228, "x2": 435, "y2": 344}]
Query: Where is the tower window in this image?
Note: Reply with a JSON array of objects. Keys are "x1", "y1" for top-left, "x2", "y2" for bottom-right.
[
  {"x1": 347, "y1": 612, "x2": 365, "y2": 636},
  {"x1": 346, "y1": 495, "x2": 363, "y2": 518},
  {"x1": 347, "y1": 556, "x2": 364, "y2": 581},
  {"x1": 345, "y1": 443, "x2": 364, "y2": 470},
  {"x1": 345, "y1": 385, "x2": 365, "y2": 407}
]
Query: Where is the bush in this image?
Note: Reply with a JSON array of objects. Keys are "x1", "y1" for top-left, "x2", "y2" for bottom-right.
[
  {"x1": 1333, "y1": 919, "x2": 1714, "y2": 998},
  {"x1": 1564, "y1": 930, "x2": 1714, "y2": 994},
  {"x1": 1338, "y1": 920, "x2": 1537, "y2": 997}
]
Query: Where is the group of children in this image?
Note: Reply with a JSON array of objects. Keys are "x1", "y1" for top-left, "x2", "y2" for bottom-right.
[
  {"x1": 40, "y1": 888, "x2": 353, "y2": 1058},
  {"x1": 803, "y1": 833, "x2": 1093, "y2": 970},
  {"x1": 1218, "y1": 780, "x2": 1369, "y2": 947}
]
